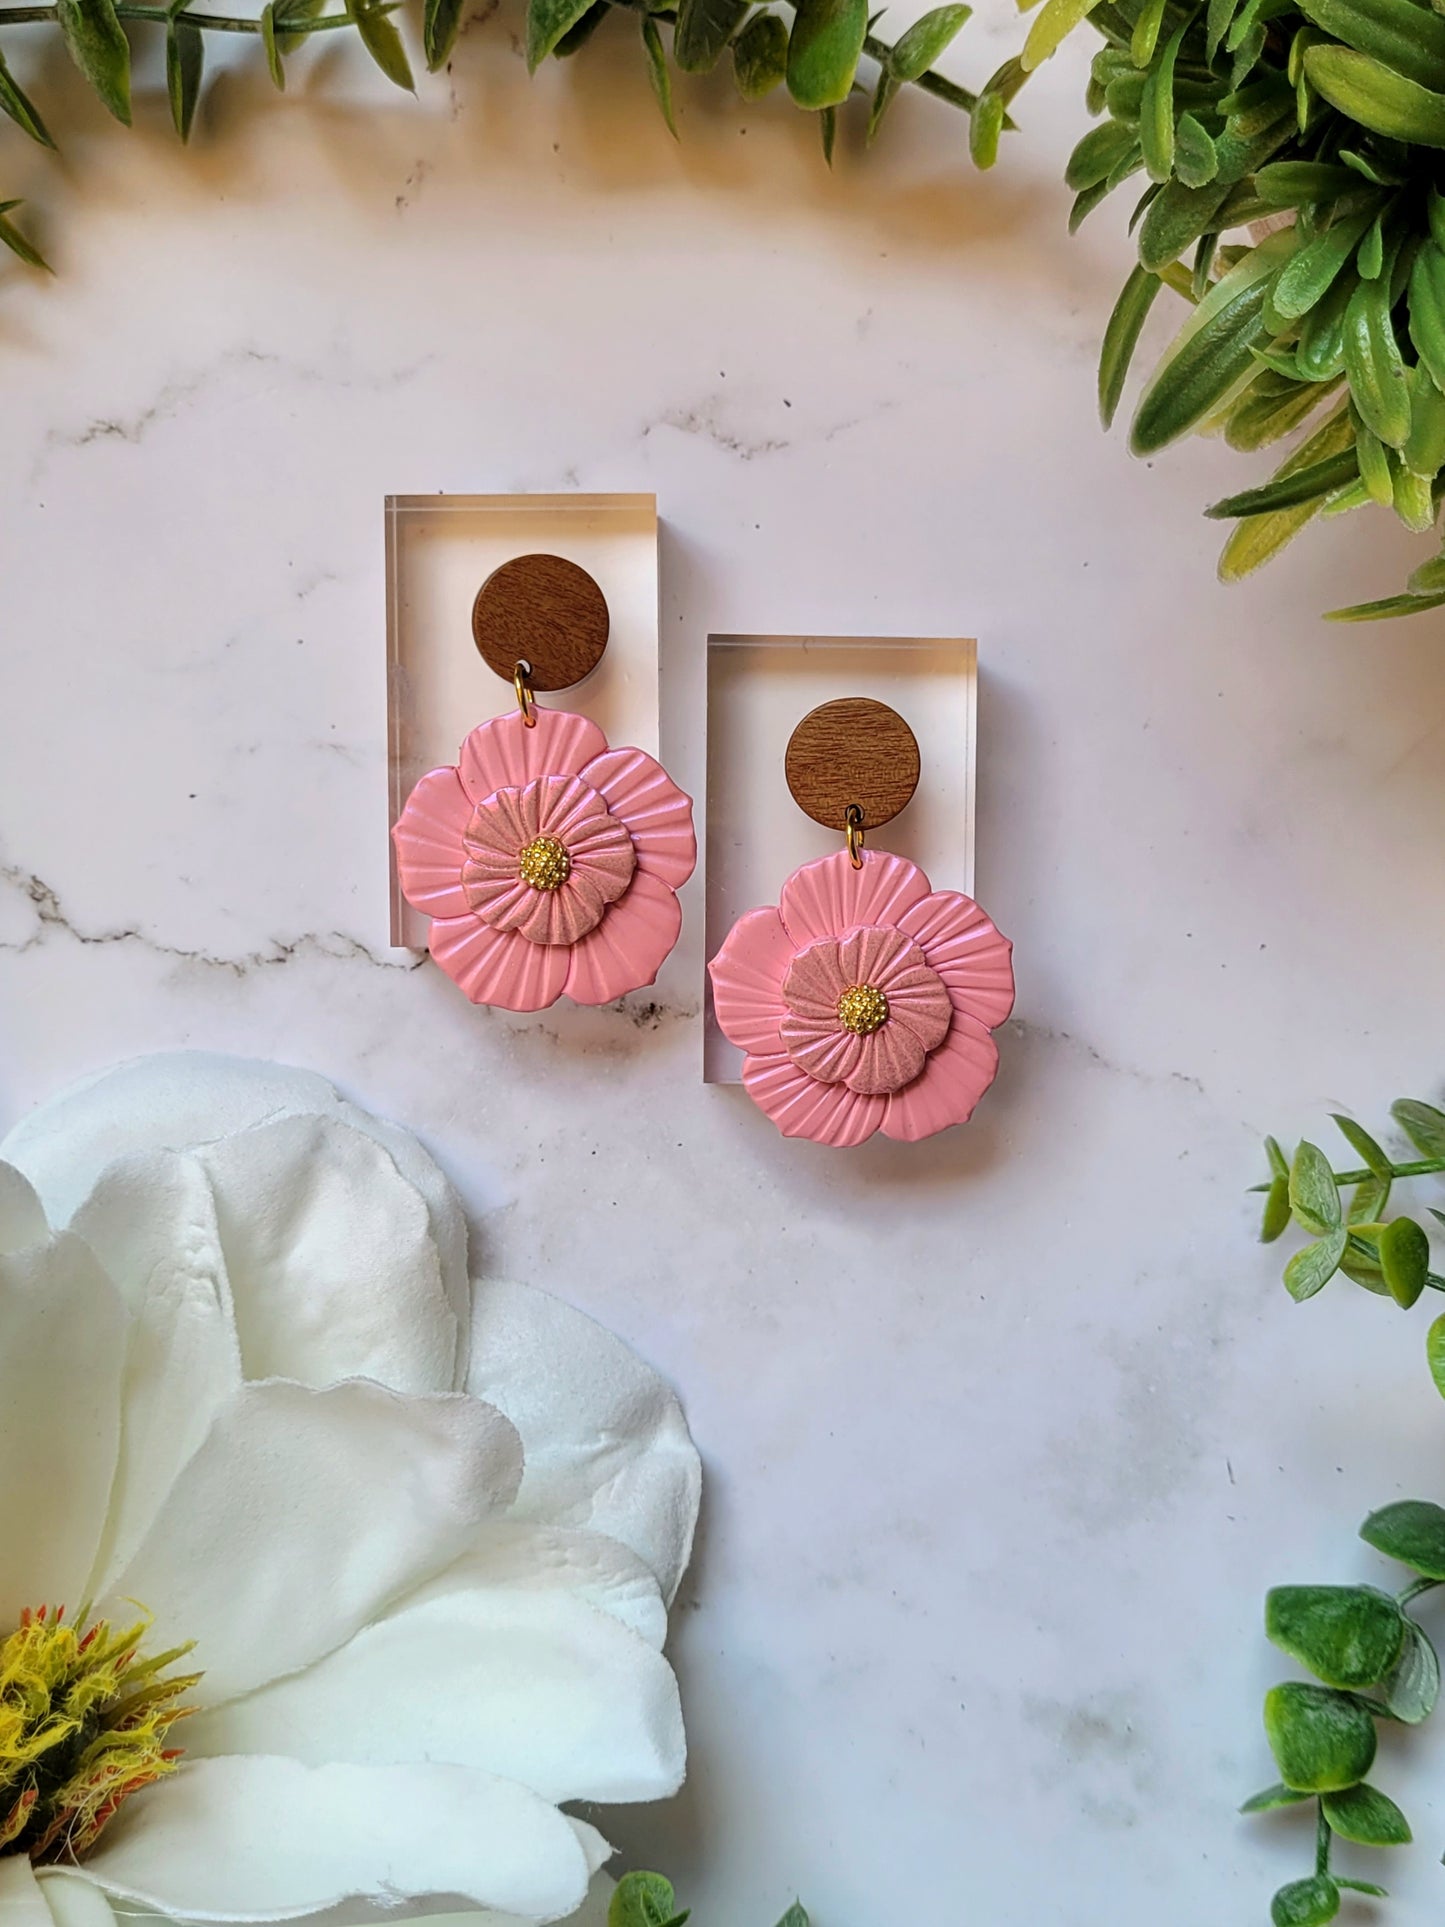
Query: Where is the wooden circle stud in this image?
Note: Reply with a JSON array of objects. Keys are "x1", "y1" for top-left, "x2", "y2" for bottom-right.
[
  {"x1": 471, "y1": 554, "x2": 609, "y2": 692},
  {"x1": 785, "y1": 697, "x2": 921, "y2": 832}
]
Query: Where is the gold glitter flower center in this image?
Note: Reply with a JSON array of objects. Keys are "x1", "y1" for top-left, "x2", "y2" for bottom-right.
[
  {"x1": 517, "y1": 835, "x2": 571, "y2": 892},
  {"x1": 837, "y1": 983, "x2": 889, "y2": 1036}
]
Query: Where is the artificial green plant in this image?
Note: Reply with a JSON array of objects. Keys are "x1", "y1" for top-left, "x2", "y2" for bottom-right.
[{"x1": 609, "y1": 1871, "x2": 807, "y2": 1927}]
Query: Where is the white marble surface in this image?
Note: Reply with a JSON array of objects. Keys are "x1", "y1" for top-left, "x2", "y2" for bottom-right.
[{"x1": 3, "y1": 10, "x2": 1445, "y2": 1921}]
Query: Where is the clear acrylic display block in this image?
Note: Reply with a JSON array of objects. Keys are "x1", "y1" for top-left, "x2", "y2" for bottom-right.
[
  {"x1": 386, "y1": 493, "x2": 659, "y2": 949},
  {"x1": 704, "y1": 635, "x2": 977, "y2": 1085}
]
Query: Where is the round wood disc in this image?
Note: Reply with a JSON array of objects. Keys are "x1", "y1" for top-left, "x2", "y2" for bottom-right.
[
  {"x1": 471, "y1": 553, "x2": 609, "y2": 692},
  {"x1": 785, "y1": 697, "x2": 921, "y2": 831}
]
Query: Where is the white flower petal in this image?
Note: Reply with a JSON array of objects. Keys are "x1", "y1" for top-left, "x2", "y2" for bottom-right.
[
  {"x1": 101, "y1": 1380, "x2": 522, "y2": 1704},
  {"x1": 0, "y1": 1053, "x2": 481, "y2": 1391},
  {"x1": 34, "y1": 1874, "x2": 118, "y2": 1927},
  {"x1": 468, "y1": 1280, "x2": 700, "y2": 1605},
  {"x1": 81, "y1": 1758, "x2": 608, "y2": 1925},
  {"x1": 419, "y1": 1874, "x2": 616, "y2": 1927},
  {"x1": 0, "y1": 1232, "x2": 126, "y2": 1625},
  {"x1": 186, "y1": 1532, "x2": 684, "y2": 1803},
  {"x1": 69, "y1": 1151, "x2": 243, "y2": 1592},
  {"x1": 0, "y1": 1857, "x2": 57, "y2": 1927},
  {"x1": 0, "y1": 1162, "x2": 46, "y2": 1255},
  {"x1": 194, "y1": 1114, "x2": 458, "y2": 1396}
]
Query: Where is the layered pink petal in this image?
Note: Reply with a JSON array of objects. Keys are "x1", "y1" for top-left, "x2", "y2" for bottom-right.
[
  {"x1": 581, "y1": 748, "x2": 697, "y2": 890},
  {"x1": 867, "y1": 960, "x2": 953, "y2": 1055},
  {"x1": 850, "y1": 1023, "x2": 930, "y2": 1095},
  {"x1": 458, "y1": 708, "x2": 608, "y2": 805},
  {"x1": 463, "y1": 785, "x2": 545, "y2": 859},
  {"x1": 777, "y1": 1014, "x2": 865, "y2": 1088},
  {"x1": 563, "y1": 870, "x2": 682, "y2": 1005},
  {"x1": 392, "y1": 767, "x2": 474, "y2": 920},
  {"x1": 741, "y1": 1053, "x2": 885, "y2": 1147},
  {"x1": 427, "y1": 913, "x2": 569, "y2": 1012},
  {"x1": 880, "y1": 1013, "x2": 1000, "y2": 1142},
  {"x1": 898, "y1": 890, "x2": 1015, "y2": 1030},
  {"x1": 707, "y1": 907, "x2": 792, "y2": 1056},
  {"x1": 778, "y1": 849, "x2": 932, "y2": 949},
  {"x1": 564, "y1": 821, "x2": 637, "y2": 907},
  {"x1": 464, "y1": 870, "x2": 607, "y2": 944}
]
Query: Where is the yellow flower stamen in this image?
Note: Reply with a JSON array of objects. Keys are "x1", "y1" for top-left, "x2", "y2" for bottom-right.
[
  {"x1": 0, "y1": 1606, "x2": 200, "y2": 1864},
  {"x1": 837, "y1": 983, "x2": 889, "y2": 1036},
  {"x1": 517, "y1": 835, "x2": 571, "y2": 892}
]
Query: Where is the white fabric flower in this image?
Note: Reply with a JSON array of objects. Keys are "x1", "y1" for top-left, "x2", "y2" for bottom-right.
[{"x1": 0, "y1": 1055, "x2": 700, "y2": 1927}]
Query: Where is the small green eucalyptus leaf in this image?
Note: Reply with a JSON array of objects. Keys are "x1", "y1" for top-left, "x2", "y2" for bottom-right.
[
  {"x1": 1304, "y1": 44, "x2": 1445, "y2": 146},
  {"x1": 423, "y1": 0, "x2": 467, "y2": 69},
  {"x1": 786, "y1": 0, "x2": 867, "y2": 109},
  {"x1": 1262, "y1": 1175, "x2": 1292, "y2": 1243},
  {"x1": 1098, "y1": 265, "x2": 1163, "y2": 430},
  {"x1": 1021, "y1": 0, "x2": 1104, "y2": 72},
  {"x1": 1264, "y1": 1681, "x2": 1377, "y2": 1791},
  {"x1": 351, "y1": 0, "x2": 414, "y2": 87},
  {"x1": 1327, "y1": 590, "x2": 1445, "y2": 622},
  {"x1": 261, "y1": 3, "x2": 285, "y2": 88},
  {"x1": 526, "y1": 0, "x2": 597, "y2": 69},
  {"x1": 56, "y1": 0, "x2": 131, "y2": 124},
  {"x1": 1379, "y1": 1216, "x2": 1430, "y2": 1309},
  {"x1": 0, "y1": 201, "x2": 51, "y2": 273},
  {"x1": 1348, "y1": 1177, "x2": 1391, "y2": 1227},
  {"x1": 608, "y1": 1874, "x2": 687, "y2": 1927},
  {"x1": 1270, "y1": 1876, "x2": 1340, "y2": 1927},
  {"x1": 1173, "y1": 112, "x2": 1218, "y2": 188},
  {"x1": 641, "y1": 16, "x2": 678, "y2": 135},
  {"x1": 1321, "y1": 1782, "x2": 1411, "y2": 1846},
  {"x1": 1241, "y1": 1781, "x2": 1312, "y2": 1812},
  {"x1": 1291, "y1": 1140, "x2": 1343, "y2": 1234},
  {"x1": 733, "y1": 9, "x2": 787, "y2": 94},
  {"x1": 1392, "y1": 1099, "x2": 1445, "y2": 1159},
  {"x1": 673, "y1": 0, "x2": 749, "y2": 72},
  {"x1": 773, "y1": 1909, "x2": 810, "y2": 1927},
  {"x1": 969, "y1": 87, "x2": 1004, "y2": 167},
  {"x1": 1284, "y1": 1229, "x2": 1348, "y2": 1302},
  {"x1": 888, "y1": 2, "x2": 969, "y2": 80},
  {"x1": 166, "y1": 16, "x2": 203, "y2": 134},
  {"x1": 1334, "y1": 1881, "x2": 1388, "y2": 1898},
  {"x1": 1360, "y1": 1499, "x2": 1445, "y2": 1577},
  {"x1": 1266, "y1": 1585, "x2": 1405, "y2": 1688},
  {"x1": 1382, "y1": 1617, "x2": 1440, "y2": 1723},
  {"x1": 1332, "y1": 1115, "x2": 1392, "y2": 1179},
  {"x1": 1130, "y1": 0, "x2": 1166, "y2": 64},
  {"x1": 1428, "y1": 1314, "x2": 1445, "y2": 1398},
  {"x1": 1266, "y1": 1135, "x2": 1290, "y2": 1181},
  {"x1": 0, "y1": 51, "x2": 55, "y2": 148}
]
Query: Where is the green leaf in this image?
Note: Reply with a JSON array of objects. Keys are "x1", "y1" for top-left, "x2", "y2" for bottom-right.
[
  {"x1": 1207, "y1": 448, "x2": 1360, "y2": 518},
  {"x1": 0, "y1": 202, "x2": 51, "y2": 273},
  {"x1": 674, "y1": 0, "x2": 748, "y2": 71},
  {"x1": 1130, "y1": 0, "x2": 1166, "y2": 64},
  {"x1": 888, "y1": 2, "x2": 969, "y2": 79},
  {"x1": 1293, "y1": 0, "x2": 1445, "y2": 92},
  {"x1": 56, "y1": 0, "x2": 131, "y2": 123},
  {"x1": 1021, "y1": 0, "x2": 1103, "y2": 71},
  {"x1": 1066, "y1": 118, "x2": 1136, "y2": 191},
  {"x1": 1255, "y1": 160, "x2": 1365, "y2": 205},
  {"x1": 1405, "y1": 363, "x2": 1445, "y2": 475},
  {"x1": 1360, "y1": 1499, "x2": 1445, "y2": 1577},
  {"x1": 1326, "y1": 589, "x2": 1445, "y2": 621},
  {"x1": 1271, "y1": 1876, "x2": 1340, "y2": 1927},
  {"x1": 1382, "y1": 1617, "x2": 1440, "y2": 1723},
  {"x1": 969, "y1": 86, "x2": 1005, "y2": 167},
  {"x1": 786, "y1": 0, "x2": 866, "y2": 106},
  {"x1": 609, "y1": 1874, "x2": 688, "y2": 1927},
  {"x1": 1271, "y1": 203, "x2": 1382, "y2": 322},
  {"x1": 1173, "y1": 113, "x2": 1218, "y2": 188},
  {"x1": 773, "y1": 1910, "x2": 810, "y2": 1927},
  {"x1": 1392, "y1": 1098, "x2": 1445, "y2": 1158},
  {"x1": 1409, "y1": 243, "x2": 1445, "y2": 393},
  {"x1": 526, "y1": 0, "x2": 597, "y2": 68},
  {"x1": 641, "y1": 15, "x2": 678, "y2": 133},
  {"x1": 0, "y1": 51, "x2": 55, "y2": 148},
  {"x1": 1098, "y1": 266, "x2": 1163, "y2": 429},
  {"x1": 351, "y1": 0, "x2": 414, "y2": 86},
  {"x1": 1348, "y1": 1175, "x2": 1391, "y2": 1226},
  {"x1": 1303, "y1": 45, "x2": 1445, "y2": 146},
  {"x1": 1429, "y1": 1313, "x2": 1445, "y2": 1397},
  {"x1": 1322, "y1": 1782, "x2": 1411, "y2": 1845},
  {"x1": 261, "y1": 2, "x2": 285, "y2": 86},
  {"x1": 1331, "y1": 1114, "x2": 1391, "y2": 1180},
  {"x1": 1266, "y1": 1585, "x2": 1405, "y2": 1688},
  {"x1": 1140, "y1": 23, "x2": 1184, "y2": 181},
  {"x1": 1262, "y1": 1175, "x2": 1293, "y2": 1242},
  {"x1": 1218, "y1": 403, "x2": 1356, "y2": 578},
  {"x1": 1265, "y1": 1682, "x2": 1377, "y2": 1791},
  {"x1": 1241, "y1": 1781, "x2": 1312, "y2": 1812},
  {"x1": 818, "y1": 101, "x2": 836, "y2": 163},
  {"x1": 1137, "y1": 177, "x2": 1234, "y2": 274},
  {"x1": 1225, "y1": 378, "x2": 1333, "y2": 454},
  {"x1": 1132, "y1": 230, "x2": 1295, "y2": 452},
  {"x1": 423, "y1": 0, "x2": 467, "y2": 69},
  {"x1": 733, "y1": 9, "x2": 787, "y2": 93},
  {"x1": 1344, "y1": 273, "x2": 1411, "y2": 449},
  {"x1": 1335, "y1": 1881, "x2": 1388, "y2": 1898},
  {"x1": 1285, "y1": 1230, "x2": 1349, "y2": 1300},
  {"x1": 1291, "y1": 1140, "x2": 1343, "y2": 1234},
  {"x1": 166, "y1": 17, "x2": 203, "y2": 133},
  {"x1": 1378, "y1": 1216, "x2": 1431, "y2": 1308},
  {"x1": 1266, "y1": 1135, "x2": 1290, "y2": 1181}
]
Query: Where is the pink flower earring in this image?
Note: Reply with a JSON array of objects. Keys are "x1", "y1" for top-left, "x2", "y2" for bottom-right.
[
  {"x1": 392, "y1": 554, "x2": 696, "y2": 1012},
  {"x1": 708, "y1": 697, "x2": 1015, "y2": 1147}
]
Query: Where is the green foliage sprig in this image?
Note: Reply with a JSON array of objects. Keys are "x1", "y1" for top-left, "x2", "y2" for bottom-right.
[
  {"x1": 1259, "y1": 1100, "x2": 1445, "y2": 1390},
  {"x1": 608, "y1": 1871, "x2": 808, "y2": 1927},
  {"x1": 1021, "y1": 0, "x2": 1445, "y2": 620},
  {"x1": 0, "y1": 0, "x2": 1006, "y2": 277},
  {"x1": 1245, "y1": 1501, "x2": 1445, "y2": 1926}
]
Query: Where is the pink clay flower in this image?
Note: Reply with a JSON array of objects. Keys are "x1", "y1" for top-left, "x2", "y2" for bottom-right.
[
  {"x1": 393, "y1": 707, "x2": 696, "y2": 1012},
  {"x1": 708, "y1": 848, "x2": 1014, "y2": 1147}
]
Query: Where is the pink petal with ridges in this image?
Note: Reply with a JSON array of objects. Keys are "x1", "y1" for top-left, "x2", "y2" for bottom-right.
[
  {"x1": 777, "y1": 1013, "x2": 864, "y2": 1088},
  {"x1": 464, "y1": 870, "x2": 608, "y2": 945},
  {"x1": 832, "y1": 924, "x2": 914, "y2": 991},
  {"x1": 563, "y1": 870, "x2": 682, "y2": 1006},
  {"x1": 463, "y1": 786, "x2": 543, "y2": 859},
  {"x1": 741, "y1": 1053, "x2": 885, "y2": 1148},
  {"x1": 392, "y1": 767, "x2": 475, "y2": 920},
  {"x1": 851, "y1": 1023, "x2": 929, "y2": 1095},
  {"x1": 781, "y1": 940, "x2": 851, "y2": 1019},
  {"x1": 897, "y1": 891, "x2": 1015, "y2": 1030},
  {"x1": 878, "y1": 969, "x2": 954, "y2": 1054},
  {"x1": 777, "y1": 849, "x2": 932, "y2": 949},
  {"x1": 457, "y1": 708, "x2": 608, "y2": 806},
  {"x1": 881, "y1": 1013, "x2": 1000, "y2": 1142},
  {"x1": 707, "y1": 907, "x2": 793, "y2": 1056},
  {"x1": 565, "y1": 822, "x2": 637, "y2": 907},
  {"x1": 581, "y1": 748, "x2": 697, "y2": 889},
  {"x1": 532, "y1": 775, "x2": 613, "y2": 847},
  {"x1": 427, "y1": 914, "x2": 569, "y2": 1012}
]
